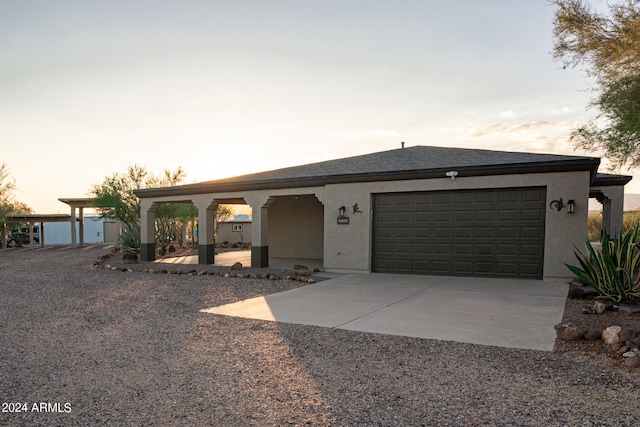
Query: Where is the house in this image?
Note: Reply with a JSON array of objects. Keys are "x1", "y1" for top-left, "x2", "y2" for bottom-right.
[
  {"x1": 217, "y1": 214, "x2": 252, "y2": 246},
  {"x1": 133, "y1": 145, "x2": 631, "y2": 280}
]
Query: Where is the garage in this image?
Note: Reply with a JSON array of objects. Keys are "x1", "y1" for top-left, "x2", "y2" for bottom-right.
[{"x1": 372, "y1": 187, "x2": 546, "y2": 279}]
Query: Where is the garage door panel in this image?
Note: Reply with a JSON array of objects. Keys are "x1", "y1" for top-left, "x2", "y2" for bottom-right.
[
  {"x1": 522, "y1": 208, "x2": 543, "y2": 221},
  {"x1": 476, "y1": 210, "x2": 496, "y2": 222},
  {"x1": 498, "y1": 210, "x2": 518, "y2": 221},
  {"x1": 497, "y1": 227, "x2": 518, "y2": 238},
  {"x1": 414, "y1": 212, "x2": 431, "y2": 222},
  {"x1": 522, "y1": 226, "x2": 544, "y2": 239},
  {"x1": 373, "y1": 187, "x2": 545, "y2": 279},
  {"x1": 414, "y1": 228, "x2": 431, "y2": 238},
  {"x1": 498, "y1": 190, "x2": 519, "y2": 202},
  {"x1": 454, "y1": 211, "x2": 474, "y2": 222},
  {"x1": 454, "y1": 227, "x2": 473, "y2": 238},
  {"x1": 475, "y1": 192, "x2": 497, "y2": 203}
]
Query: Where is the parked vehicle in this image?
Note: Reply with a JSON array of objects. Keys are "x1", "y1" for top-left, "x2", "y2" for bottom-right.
[{"x1": 5, "y1": 231, "x2": 39, "y2": 247}]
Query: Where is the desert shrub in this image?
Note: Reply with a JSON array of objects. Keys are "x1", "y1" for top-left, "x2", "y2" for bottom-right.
[
  {"x1": 587, "y1": 212, "x2": 602, "y2": 241},
  {"x1": 622, "y1": 210, "x2": 640, "y2": 233},
  {"x1": 567, "y1": 225, "x2": 640, "y2": 303}
]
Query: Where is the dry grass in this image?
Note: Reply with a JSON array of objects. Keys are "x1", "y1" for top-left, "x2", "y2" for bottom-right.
[{"x1": 587, "y1": 210, "x2": 640, "y2": 241}]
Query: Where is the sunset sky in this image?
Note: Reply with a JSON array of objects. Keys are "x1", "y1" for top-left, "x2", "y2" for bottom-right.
[{"x1": 2, "y1": 0, "x2": 635, "y2": 213}]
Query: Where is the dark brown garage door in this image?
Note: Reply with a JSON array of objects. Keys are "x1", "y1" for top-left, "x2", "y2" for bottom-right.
[{"x1": 372, "y1": 187, "x2": 546, "y2": 278}]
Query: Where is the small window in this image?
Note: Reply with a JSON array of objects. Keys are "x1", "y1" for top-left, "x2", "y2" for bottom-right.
[{"x1": 232, "y1": 224, "x2": 243, "y2": 232}]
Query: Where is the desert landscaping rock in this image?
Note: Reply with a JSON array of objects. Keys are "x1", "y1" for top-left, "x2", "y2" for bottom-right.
[
  {"x1": 625, "y1": 356, "x2": 640, "y2": 367},
  {"x1": 584, "y1": 329, "x2": 602, "y2": 340},
  {"x1": 603, "y1": 326, "x2": 623, "y2": 345},
  {"x1": 554, "y1": 323, "x2": 587, "y2": 341},
  {"x1": 1, "y1": 246, "x2": 639, "y2": 426}
]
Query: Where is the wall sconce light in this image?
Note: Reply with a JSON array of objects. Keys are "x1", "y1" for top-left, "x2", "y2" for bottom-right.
[
  {"x1": 445, "y1": 170, "x2": 459, "y2": 180},
  {"x1": 337, "y1": 206, "x2": 349, "y2": 224},
  {"x1": 550, "y1": 198, "x2": 575, "y2": 213}
]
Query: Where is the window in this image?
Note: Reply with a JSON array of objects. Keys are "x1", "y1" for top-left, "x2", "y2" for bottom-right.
[{"x1": 232, "y1": 224, "x2": 243, "y2": 232}]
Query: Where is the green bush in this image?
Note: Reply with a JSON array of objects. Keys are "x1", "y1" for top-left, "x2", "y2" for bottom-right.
[{"x1": 567, "y1": 225, "x2": 640, "y2": 303}]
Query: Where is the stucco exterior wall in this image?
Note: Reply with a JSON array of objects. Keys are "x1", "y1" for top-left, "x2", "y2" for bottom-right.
[
  {"x1": 267, "y1": 194, "x2": 324, "y2": 258},
  {"x1": 321, "y1": 170, "x2": 591, "y2": 279},
  {"x1": 217, "y1": 222, "x2": 252, "y2": 245},
  {"x1": 138, "y1": 171, "x2": 591, "y2": 279}
]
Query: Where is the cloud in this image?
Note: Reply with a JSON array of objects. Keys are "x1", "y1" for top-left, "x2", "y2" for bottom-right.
[{"x1": 461, "y1": 120, "x2": 594, "y2": 156}]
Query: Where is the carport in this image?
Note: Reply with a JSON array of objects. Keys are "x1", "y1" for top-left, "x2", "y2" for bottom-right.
[{"x1": 1, "y1": 214, "x2": 70, "y2": 248}]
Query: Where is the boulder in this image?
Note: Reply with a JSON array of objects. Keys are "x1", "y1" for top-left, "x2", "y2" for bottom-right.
[
  {"x1": 168, "y1": 245, "x2": 176, "y2": 253},
  {"x1": 618, "y1": 328, "x2": 636, "y2": 345},
  {"x1": 584, "y1": 329, "x2": 602, "y2": 341},
  {"x1": 624, "y1": 356, "x2": 640, "y2": 367},
  {"x1": 593, "y1": 301, "x2": 607, "y2": 314},
  {"x1": 122, "y1": 253, "x2": 138, "y2": 264},
  {"x1": 293, "y1": 265, "x2": 311, "y2": 276},
  {"x1": 619, "y1": 305, "x2": 640, "y2": 316},
  {"x1": 602, "y1": 326, "x2": 622, "y2": 345},
  {"x1": 231, "y1": 262, "x2": 243, "y2": 270},
  {"x1": 555, "y1": 323, "x2": 587, "y2": 341}
]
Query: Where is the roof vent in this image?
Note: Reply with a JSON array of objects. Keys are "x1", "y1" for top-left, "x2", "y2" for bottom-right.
[{"x1": 401, "y1": 141, "x2": 405, "y2": 149}]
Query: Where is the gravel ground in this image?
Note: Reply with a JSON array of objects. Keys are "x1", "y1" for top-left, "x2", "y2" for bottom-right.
[{"x1": 1, "y1": 246, "x2": 639, "y2": 426}]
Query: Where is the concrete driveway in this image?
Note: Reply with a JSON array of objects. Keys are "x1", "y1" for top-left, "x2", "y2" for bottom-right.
[{"x1": 201, "y1": 273, "x2": 569, "y2": 351}]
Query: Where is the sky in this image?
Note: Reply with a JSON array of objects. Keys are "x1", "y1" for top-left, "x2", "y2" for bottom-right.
[{"x1": 2, "y1": 0, "x2": 636, "y2": 214}]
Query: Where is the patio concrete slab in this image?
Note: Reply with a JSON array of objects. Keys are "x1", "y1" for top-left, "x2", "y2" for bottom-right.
[{"x1": 201, "y1": 273, "x2": 569, "y2": 351}]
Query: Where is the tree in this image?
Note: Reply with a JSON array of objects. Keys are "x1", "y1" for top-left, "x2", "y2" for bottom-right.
[
  {"x1": 90, "y1": 165, "x2": 234, "y2": 254},
  {"x1": 0, "y1": 162, "x2": 32, "y2": 219},
  {"x1": 552, "y1": 0, "x2": 640, "y2": 168}
]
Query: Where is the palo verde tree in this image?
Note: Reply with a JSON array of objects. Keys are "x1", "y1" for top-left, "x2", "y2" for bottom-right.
[
  {"x1": 90, "y1": 165, "x2": 233, "y2": 254},
  {"x1": 90, "y1": 165, "x2": 194, "y2": 252},
  {"x1": 552, "y1": 0, "x2": 640, "y2": 168}
]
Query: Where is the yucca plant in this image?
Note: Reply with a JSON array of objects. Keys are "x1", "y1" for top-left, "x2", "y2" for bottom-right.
[{"x1": 566, "y1": 225, "x2": 640, "y2": 303}]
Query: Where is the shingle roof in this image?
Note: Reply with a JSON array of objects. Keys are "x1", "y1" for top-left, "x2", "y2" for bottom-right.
[{"x1": 135, "y1": 145, "x2": 601, "y2": 198}]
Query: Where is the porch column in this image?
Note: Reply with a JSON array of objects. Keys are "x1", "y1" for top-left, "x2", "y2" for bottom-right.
[
  {"x1": 28, "y1": 222, "x2": 34, "y2": 247},
  {"x1": 78, "y1": 207, "x2": 85, "y2": 248},
  {"x1": 247, "y1": 196, "x2": 273, "y2": 268},
  {"x1": 70, "y1": 206, "x2": 77, "y2": 248},
  {"x1": 140, "y1": 200, "x2": 157, "y2": 261},
  {"x1": 40, "y1": 222, "x2": 45, "y2": 248},
  {"x1": 596, "y1": 186, "x2": 625, "y2": 238},
  {"x1": 194, "y1": 198, "x2": 217, "y2": 264}
]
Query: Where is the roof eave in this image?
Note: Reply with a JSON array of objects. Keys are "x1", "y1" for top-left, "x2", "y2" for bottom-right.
[{"x1": 134, "y1": 158, "x2": 600, "y2": 199}]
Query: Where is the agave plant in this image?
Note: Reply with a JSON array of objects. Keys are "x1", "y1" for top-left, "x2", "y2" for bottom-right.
[
  {"x1": 118, "y1": 223, "x2": 141, "y2": 253},
  {"x1": 566, "y1": 225, "x2": 640, "y2": 303}
]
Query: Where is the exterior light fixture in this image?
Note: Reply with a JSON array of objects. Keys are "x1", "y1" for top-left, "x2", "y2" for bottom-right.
[
  {"x1": 567, "y1": 199, "x2": 575, "y2": 214},
  {"x1": 337, "y1": 206, "x2": 349, "y2": 224},
  {"x1": 445, "y1": 171, "x2": 459, "y2": 180}
]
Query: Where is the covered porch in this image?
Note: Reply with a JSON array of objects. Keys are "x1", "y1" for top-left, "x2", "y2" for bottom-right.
[{"x1": 135, "y1": 188, "x2": 326, "y2": 269}]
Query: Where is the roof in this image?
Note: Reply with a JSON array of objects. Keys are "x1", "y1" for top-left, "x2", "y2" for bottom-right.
[
  {"x1": 592, "y1": 173, "x2": 633, "y2": 187},
  {"x1": 4, "y1": 214, "x2": 72, "y2": 223},
  {"x1": 135, "y1": 145, "x2": 602, "y2": 198}
]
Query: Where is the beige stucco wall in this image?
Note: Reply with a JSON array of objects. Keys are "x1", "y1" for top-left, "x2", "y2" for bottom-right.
[
  {"x1": 139, "y1": 171, "x2": 591, "y2": 279},
  {"x1": 321, "y1": 170, "x2": 591, "y2": 279},
  {"x1": 217, "y1": 222, "x2": 252, "y2": 245},
  {"x1": 267, "y1": 194, "x2": 324, "y2": 258}
]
